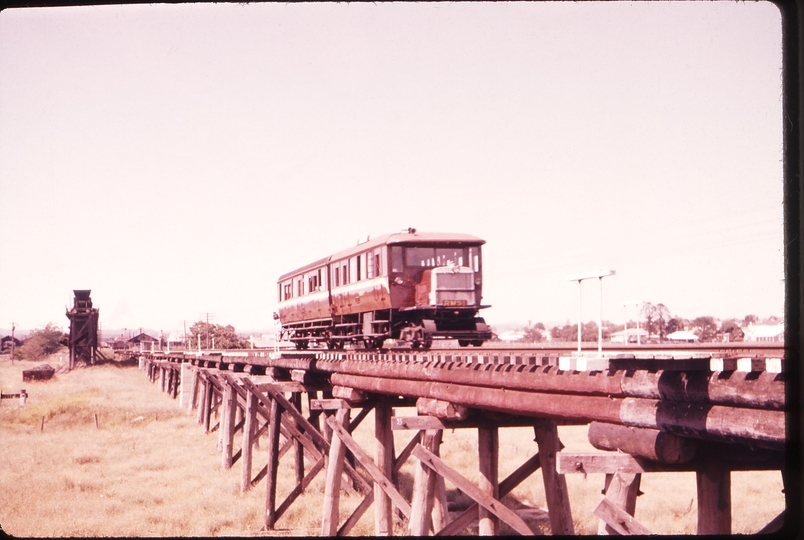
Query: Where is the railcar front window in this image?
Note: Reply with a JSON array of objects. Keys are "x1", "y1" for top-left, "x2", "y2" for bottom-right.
[
  {"x1": 390, "y1": 246, "x2": 404, "y2": 273},
  {"x1": 404, "y1": 246, "x2": 470, "y2": 268}
]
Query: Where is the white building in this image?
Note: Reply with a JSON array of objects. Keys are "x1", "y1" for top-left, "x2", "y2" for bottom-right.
[
  {"x1": 609, "y1": 328, "x2": 649, "y2": 343},
  {"x1": 742, "y1": 324, "x2": 784, "y2": 342},
  {"x1": 666, "y1": 330, "x2": 699, "y2": 343}
]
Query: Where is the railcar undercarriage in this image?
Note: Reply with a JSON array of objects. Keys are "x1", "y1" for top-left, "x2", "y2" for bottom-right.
[{"x1": 281, "y1": 308, "x2": 491, "y2": 350}]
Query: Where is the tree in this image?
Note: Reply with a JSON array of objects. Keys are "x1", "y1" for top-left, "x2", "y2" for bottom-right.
[
  {"x1": 655, "y1": 303, "x2": 671, "y2": 341},
  {"x1": 743, "y1": 314, "x2": 759, "y2": 326},
  {"x1": 19, "y1": 324, "x2": 67, "y2": 360},
  {"x1": 188, "y1": 321, "x2": 249, "y2": 349},
  {"x1": 641, "y1": 302, "x2": 657, "y2": 339},
  {"x1": 665, "y1": 318, "x2": 686, "y2": 335},
  {"x1": 549, "y1": 322, "x2": 601, "y2": 342},
  {"x1": 720, "y1": 320, "x2": 744, "y2": 342},
  {"x1": 522, "y1": 322, "x2": 545, "y2": 343},
  {"x1": 691, "y1": 316, "x2": 718, "y2": 342}
]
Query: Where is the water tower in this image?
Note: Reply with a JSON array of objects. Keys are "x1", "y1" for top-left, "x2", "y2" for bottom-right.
[{"x1": 65, "y1": 290, "x2": 99, "y2": 369}]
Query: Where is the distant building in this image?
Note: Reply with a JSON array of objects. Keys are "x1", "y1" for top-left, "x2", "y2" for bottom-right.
[
  {"x1": 742, "y1": 324, "x2": 784, "y2": 343},
  {"x1": 666, "y1": 330, "x2": 699, "y2": 343},
  {"x1": 609, "y1": 328, "x2": 649, "y2": 343},
  {"x1": 497, "y1": 330, "x2": 525, "y2": 342},
  {"x1": 1, "y1": 335, "x2": 22, "y2": 350},
  {"x1": 127, "y1": 333, "x2": 158, "y2": 350},
  {"x1": 248, "y1": 333, "x2": 295, "y2": 350}
]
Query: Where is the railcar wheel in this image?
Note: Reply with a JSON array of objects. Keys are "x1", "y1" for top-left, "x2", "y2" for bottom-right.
[
  {"x1": 363, "y1": 339, "x2": 377, "y2": 350},
  {"x1": 471, "y1": 340, "x2": 484, "y2": 347},
  {"x1": 458, "y1": 339, "x2": 470, "y2": 347}
]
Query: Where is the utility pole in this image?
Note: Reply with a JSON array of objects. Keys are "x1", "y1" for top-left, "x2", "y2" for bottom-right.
[
  {"x1": 10, "y1": 322, "x2": 15, "y2": 365},
  {"x1": 199, "y1": 313, "x2": 215, "y2": 351}
]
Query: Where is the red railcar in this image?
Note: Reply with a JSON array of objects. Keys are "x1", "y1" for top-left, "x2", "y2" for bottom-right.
[{"x1": 276, "y1": 229, "x2": 491, "y2": 349}]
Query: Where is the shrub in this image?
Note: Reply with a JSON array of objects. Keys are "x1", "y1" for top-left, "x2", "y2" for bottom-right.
[{"x1": 20, "y1": 324, "x2": 66, "y2": 360}]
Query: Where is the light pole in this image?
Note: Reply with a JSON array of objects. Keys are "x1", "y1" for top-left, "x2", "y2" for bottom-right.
[{"x1": 567, "y1": 270, "x2": 615, "y2": 355}]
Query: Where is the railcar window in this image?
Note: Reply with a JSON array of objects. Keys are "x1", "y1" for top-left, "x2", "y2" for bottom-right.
[
  {"x1": 356, "y1": 255, "x2": 362, "y2": 281},
  {"x1": 390, "y1": 246, "x2": 403, "y2": 273},
  {"x1": 297, "y1": 278, "x2": 304, "y2": 297},
  {"x1": 333, "y1": 263, "x2": 340, "y2": 287},
  {"x1": 374, "y1": 251, "x2": 382, "y2": 277},
  {"x1": 404, "y1": 247, "x2": 470, "y2": 268},
  {"x1": 367, "y1": 251, "x2": 374, "y2": 279},
  {"x1": 343, "y1": 263, "x2": 349, "y2": 285}
]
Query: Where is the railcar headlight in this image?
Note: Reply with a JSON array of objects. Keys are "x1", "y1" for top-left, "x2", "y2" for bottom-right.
[
  {"x1": 394, "y1": 277, "x2": 404, "y2": 285},
  {"x1": 475, "y1": 278, "x2": 482, "y2": 285}
]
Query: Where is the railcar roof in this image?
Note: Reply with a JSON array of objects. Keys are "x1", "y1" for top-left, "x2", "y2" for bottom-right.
[{"x1": 277, "y1": 231, "x2": 485, "y2": 282}]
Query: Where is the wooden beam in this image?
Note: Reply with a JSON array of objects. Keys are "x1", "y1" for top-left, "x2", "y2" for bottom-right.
[
  {"x1": 196, "y1": 374, "x2": 207, "y2": 425},
  {"x1": 558, "y1": 449, "x2": 783, "y2": 474},
  {"x1": 291, "y1": 393, "x2": 304, "y2": 486},
  {"x1": 338, "y1": 491, "x2": 375, "y2": 537},
  {"x1": 435, "y1": 451, "x2": 542, "y2": 536},
  {"x1": 597, "y1": 471, "x2": 641, "y2": 535},
  {"x1": 241, "y1": 390, "x2": 256, "y2": 492},
  {"x1": 244, "y1": 378, "x2": 372, "y2": 494},
  {"x1": 619, "y1": 397, "x2": 785, "y2": 449},
  {"x1": 221, "y1": 381, "x2": 236, "y2": 469},
  {"x1": 264, "y1": 397, "x2": 282, "y2": 529},
  {"x1": 332, "y1": 385, "x2": 366, "y2": 403},
  {"x1": 391, "y1": 414, "x2": 545, "y2": 431},
  {"x1": 593, "y1": 497, "x2": 652, "y2": 535},
  {"x1": 409, "y1": 430, "x2": 443, "y2": 536},
  {"x1": 374, "y1": 402, "x2": 394, "y2": 536},
  {"x1": 417, "y1": 398, "x2": 469, "y2": 420},
  {"x1": 331, "y1": 372, "x2": 623, "y2": 424},
  {"x1": 412, "y1": 444, "x2": 534, "y2": 536},
  {"x1": 311, "y1": 398, "x2": 354, "y2": 410},
  {"x1": 588, "y1": 421, "x2": 696, "y2": 464},
  {"x1": 696, "y1": 455, "x2": 731, "y2": 534},
  {"x1": 394, "y1": 430, "x2": 422, "y2": 475},
  {"x1": 534, "y1": 421, "x2": 574, "y2": 535},
  {"x1": 321, "y1": 408, "x2": 351, "y2": 537},
  {"x1": 478, "y1": 426, "x2": 499, "y2": 535},
  {"x1": 274, "y1": 457, "x2": 326, "y2": 524},
  {"x1": 327, "y1": 414, "x2": 412, "y2": 519},
  {"x1": 202, "y1": 379, "x2": 213, "y2": 433}
]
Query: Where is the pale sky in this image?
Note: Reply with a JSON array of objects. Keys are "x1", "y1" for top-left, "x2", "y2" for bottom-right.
[{"x1": 0, "y1": 2, "x2": 785, "y2": 336}]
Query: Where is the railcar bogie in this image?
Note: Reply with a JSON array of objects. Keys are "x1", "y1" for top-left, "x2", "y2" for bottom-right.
[{"x1": 276, "y1": 229, "x2": 492, "y2": 349}]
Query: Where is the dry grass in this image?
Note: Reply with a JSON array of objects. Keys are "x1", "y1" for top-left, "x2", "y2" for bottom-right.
[{"x1": 0, "y1": 350, "x2": 786, "y2": 536}]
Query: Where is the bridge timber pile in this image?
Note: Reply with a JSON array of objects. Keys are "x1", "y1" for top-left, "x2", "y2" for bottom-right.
[{"x1": 134, "y1": 344, "x2": 787, "y2": 536}]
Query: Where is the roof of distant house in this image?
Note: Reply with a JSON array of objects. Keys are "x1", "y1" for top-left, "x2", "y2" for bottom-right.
[
  {"x1": 742, "y1": 324, "x2": 784, "y2": 339},
  {"x1": 127, "y1": 332, "x2": 157, "y2": 343},
  {"x1": 666, "y1": 330, "x2": 699, "y2": 341}
]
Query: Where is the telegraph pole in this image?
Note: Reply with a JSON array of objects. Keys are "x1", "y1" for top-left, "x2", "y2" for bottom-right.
[
  {"x1": 199, "y1": 313, "x2": 215, "y2": 351},
  {"x1": 10, "y1": 323, "x2": 15, "y2": 365}
]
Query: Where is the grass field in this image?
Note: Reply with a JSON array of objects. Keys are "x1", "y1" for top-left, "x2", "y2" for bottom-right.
[{"x1": 0, "y1": 349, "x2": 786, "y2": 536}]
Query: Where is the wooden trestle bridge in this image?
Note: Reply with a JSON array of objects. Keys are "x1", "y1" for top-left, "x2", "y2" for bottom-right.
[{"x1": 134, "y1": 345, "x2": 787, "y2": 536}]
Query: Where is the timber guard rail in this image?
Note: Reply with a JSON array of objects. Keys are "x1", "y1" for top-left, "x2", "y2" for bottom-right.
[{"x1": 135, "y1": 347, "x2": 787, "y2": 536}]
